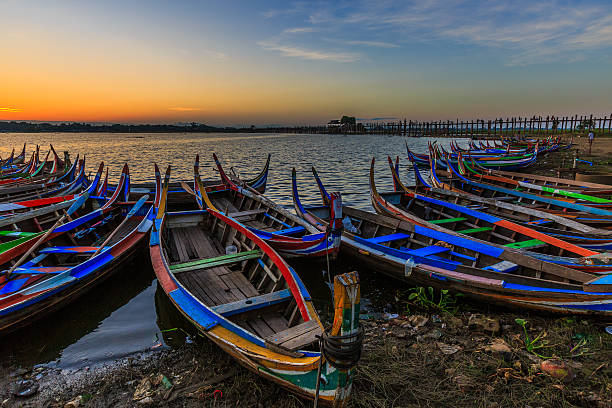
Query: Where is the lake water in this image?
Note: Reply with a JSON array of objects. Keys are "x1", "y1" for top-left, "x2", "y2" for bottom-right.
[{"x1": 0, "y1": 133, "x2": 459, "y2": 370}]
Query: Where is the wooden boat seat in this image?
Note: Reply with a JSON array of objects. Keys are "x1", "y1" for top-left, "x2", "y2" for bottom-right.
[
  {"x1": 228, "y1": 208, "x2": 267, "y2": 219},
  {"x1": 212, "y1": 289, "x2": 292, "y2": 316},
  {"x1": 408, "y1": 245, "x2": 450, "y2": 257},
  {"x1": 429, "y1": 217, "x2": 467, "y2": 224},
  {"x1": 40, "y1": 246, "x2": 100, "y2": 254},
  {"x1": 170, "y1": 250, "x2": 262, "y2": 273},
  {"x1": 265, "y1": 319, "x2": 322, "y2": 351},
  {"x1": 365, "y1": 233, "x2": 410, "y2": 245},
  {"x1": 483, "y1": 260, "x2": 519, "y2": 273},
  {"x1": 456, "y1": 226, "x2": 493, "y2": 234},
  {"x1": 449, "y1": 250, "x2": 477, "y2": 261},
  {"x1": 503, "y1": 239, "x2": 546, "y2": 249}
]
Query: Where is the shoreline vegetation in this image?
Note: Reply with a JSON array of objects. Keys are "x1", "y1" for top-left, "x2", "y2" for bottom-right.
[{"x1": 2, "y1": 113, "x2": 612, "y2": 136}]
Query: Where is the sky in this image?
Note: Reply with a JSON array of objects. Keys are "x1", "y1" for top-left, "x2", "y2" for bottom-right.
[{"x1": 1, "y1": 0, "x2": 612, "y2": 126}]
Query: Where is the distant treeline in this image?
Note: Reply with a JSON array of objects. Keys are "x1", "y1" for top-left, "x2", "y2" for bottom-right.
[{"x1": 0, "y1": 121, "x2": 226, "y2": 133}]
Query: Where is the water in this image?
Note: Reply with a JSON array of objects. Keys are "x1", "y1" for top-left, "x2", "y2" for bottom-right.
[{"x1": 0, "y1": 133, "x2": 459, "y2": 370}]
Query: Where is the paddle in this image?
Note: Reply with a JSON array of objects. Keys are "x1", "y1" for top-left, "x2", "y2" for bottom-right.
[
  {"x1": 180, "y1": 181, "x2": 196, "y2": 196},
  {"x1": 90, "y1": 195, "x2": 149, "y2": 257},
  {"x1": 6, "y1": 192, "x2": 90, "y2": 276}
]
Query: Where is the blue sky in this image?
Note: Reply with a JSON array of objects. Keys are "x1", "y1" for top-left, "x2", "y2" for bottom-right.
[{"x1": 2, "y1": 0, "x2": 611, "y2": 124}]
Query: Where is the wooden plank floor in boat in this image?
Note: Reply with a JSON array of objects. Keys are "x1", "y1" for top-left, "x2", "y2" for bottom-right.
[{"x1": 170, "y1": 226, "x2": 289, "y2": 338}]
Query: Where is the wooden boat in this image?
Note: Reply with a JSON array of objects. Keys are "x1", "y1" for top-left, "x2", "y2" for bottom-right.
[
  {"x1": 459, "y1": 156, "x2": 612, "y2": 207},
  {"x1": 150, "y1": 165, "x2": 362, "y2": 406},
  {"x1": 428, "y1": 155, "x2": 612, "y2": 228},
  {"x1": 467, "y1": 158, "x2": 612, "y2": 198},
  {"x1": 0, "y1": 164, "x2": 154, "y2": 335},
  {"x1": 0, "y1": 145, "x2": 68, "y2": 187},
  {"x1": 292, "y1": 168, "x2": 612, "y2": 316},
  {"x1": 192, "y1": 154, "x2": 342, "y2": 259},
  {"x1": 125, "y1": 153, "x2": 271, "y2": 204},
  {"x1": 0, "y1": 155, "x2": 86, "y2": 204},
  {"x1": 374, "y1": 157, "x2": 612, "y2": 272},
  {"x1": 407, "y1": 142, "x2": 539, "y2": 170},
  {"x1": 397, "y1": 158, "x2": 612, "y2": 251}
]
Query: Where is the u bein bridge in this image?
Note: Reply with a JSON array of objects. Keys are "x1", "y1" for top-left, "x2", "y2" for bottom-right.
[{"x1": 279, "y1": 114, "x2": 612, "y2": 137}]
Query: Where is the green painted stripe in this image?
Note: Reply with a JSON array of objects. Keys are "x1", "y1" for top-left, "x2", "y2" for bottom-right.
[
  {"x1": 456, "y1": 226, "x2": 493, "y2": 234},
  {"x1": 170, "y1": 249, "x2": 262, "y2": 272},
  {"x1": 503, "y1": 239, "x2": 545, "y2": 249},
  {"x1": 0, "y1": 231, "x2": 44, "y2": 253},
  {"x1": 429, "y1": 217, "x2": 467, "y2": 224},
  {"x1": 0, "y1": 230, "x2": 40, "y2": 237}
]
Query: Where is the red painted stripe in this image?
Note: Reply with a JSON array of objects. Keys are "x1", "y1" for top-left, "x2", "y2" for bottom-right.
[{"x1": 495, "y1": 219, "x2": 596, "y2": 256}]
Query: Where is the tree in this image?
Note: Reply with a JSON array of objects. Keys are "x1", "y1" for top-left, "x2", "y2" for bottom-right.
[{"x1": 340, "y1": 115, "x2": 356, "y2": 125}]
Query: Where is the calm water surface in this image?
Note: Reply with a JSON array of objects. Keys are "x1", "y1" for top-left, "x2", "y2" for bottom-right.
[{"x1": 0, "y1": 133, "x2": 460, "y2": 369}]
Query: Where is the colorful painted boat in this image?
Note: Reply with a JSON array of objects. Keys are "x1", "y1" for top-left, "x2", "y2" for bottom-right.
[
  {"x1": 150, "y1": 165, "x2": 362, "y2": 406},
  {"x1": 428, "y1": 155, "x2": 612, "y2": 228},
  {"x1": 458, "y1": 156, "x2": 612, "y2": 207},
  {"x1": 375, "y1": 157, "x2": 612, "y2": 272},
  {"x1": 0, "y1": 155, "x2": 86, "y2": 204},
  {"x1": 193, "y1": 154, "x2": 342, "y2": 259},
  {"x1": 467, "y1": 157, "x2": 612, "y2": 198},
  {"x1": 292, "y1": 168, "x2": 612, "y2": 316},
  {"x1": 0, "y1": 164, "x2": 153, "y2": 335}
]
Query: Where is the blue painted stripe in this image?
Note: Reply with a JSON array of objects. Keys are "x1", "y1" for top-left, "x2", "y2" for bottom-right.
[
  {"x1": 414, "y1": 224, "x2": 505, "y2": 258},
  {"x1": 414, "y1": 193, "x2": 502, "y2": 224},
  {"x1": 169, "y1": 287, "x2": 219, "y2": 330},
  {"x1": 449, "y1": 161, "x2": 612, "y2": 216},
  {"x1": 559, "y1": 303, "x2": 612, "y2": 311},
  {"x1": 503, "y1": 282, "x2": 611, "y2": 295}
]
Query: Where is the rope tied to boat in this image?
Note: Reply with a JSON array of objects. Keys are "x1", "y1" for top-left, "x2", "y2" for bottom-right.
[{"x1": 318, "y1": 326, "x2": 364, "y2": 370}]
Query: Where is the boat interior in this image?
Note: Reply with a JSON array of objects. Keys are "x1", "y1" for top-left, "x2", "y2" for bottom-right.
[{"x1": 162, "y1": 211, "x2": 321, "y2": 353}]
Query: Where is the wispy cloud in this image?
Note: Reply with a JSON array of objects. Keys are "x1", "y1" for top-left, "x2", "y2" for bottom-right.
[
  {"x1": 260, "y1": 0, "x2": 612, "y2": 66},
  {"x1": 204, "y1": 49, "x2": 229, "y2": 61},
  {"x1": 346, "y1": 40, "x2": 399, "y2": 48},
  {"x1": 0, "y1": 107, "x2": 22, "y2": 112},
  {"x1": 169, "y1": 107, "x2": 202, "y2": 112},
  {"x1": 282, "y1": 27, "x2": 316, "y2": 34},
  {"x1": 258, "y1": 41, "x2": 360, "y2": 62}
]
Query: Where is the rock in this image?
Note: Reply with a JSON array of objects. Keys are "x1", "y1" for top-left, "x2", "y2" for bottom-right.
[
  {"x1": 417, "y1": 329, "x2": 443, "y2": 342},
  {"x1": 485, "y1": 338, "x2": 512, "y2": 353},
  {"x1": 64, "y1": 396, "x2": 82, "y2": 408},
  {"x1": 541, "y1": 359, "x2": 574, "y2": 381},
  {"x1": 133, "y1": 378, "x2": 153, "y2": 401},
  {"x1": 468, "y1": 314, "x2": 500, "y2": 333},
  {"x1": 436, "y1": 342, "x2": 461, "y2": 355},
  {"x1": 137, "y1": 396, "x2": 154, "y2": 405},
  {"x1": 12, "y1": 379, "x2": 38, "y2": 398},
  {"x1": 445, "y1": 316, "x2": 463, "y2": 331},
  {"x1": 408, "y1": 315, "x2": 428, "y2": 328}
]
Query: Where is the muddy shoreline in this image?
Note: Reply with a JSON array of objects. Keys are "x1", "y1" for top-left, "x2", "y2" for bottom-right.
[{"x1": 2, "y1": 144, "x2": 612, "y2": 408}]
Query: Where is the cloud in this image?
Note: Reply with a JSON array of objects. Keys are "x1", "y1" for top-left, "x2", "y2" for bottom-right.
[
  {"x1": 258, "y1": 41, "x2": 360, "y2": 62},
  {"x1": 0, "y1": 107, "x2": 22, "y2": 112},
  {"x1": 282, "y1": 27, "x2": 316, "y2": 34},
  {"x1": 261, "y1": 0, "x2": 612, "y2": 65},
  {"x1": 346, "y1": 40, "x2": 399, "y2": 48},
  {"x1": 168, "y1": 107, "x2": 202, "y2": 112},
  {"x1": 204, "y1": 50, "x2": 229, "y2": 61}
]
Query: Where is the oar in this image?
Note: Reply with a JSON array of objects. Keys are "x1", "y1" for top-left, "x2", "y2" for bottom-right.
[
  {"x1": 179, "y1": 181, "x2": 196, "y2": 196},
  {"x1": 90, "y1": 195, "x2": 149, "y2": 257},
  {"x1": 6, "y1": 192, "x2": 90, "y2": 276}
]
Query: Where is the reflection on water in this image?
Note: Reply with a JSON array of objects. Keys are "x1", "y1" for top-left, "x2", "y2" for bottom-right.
[{"x1": 0, "y1": 133, "x2": 459, "y2": 369}]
